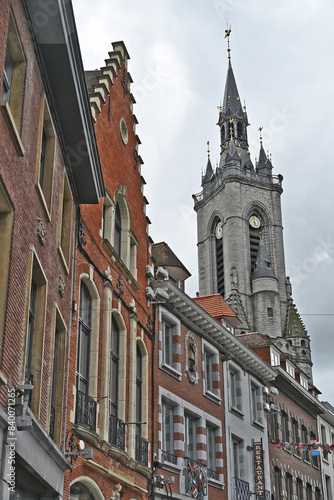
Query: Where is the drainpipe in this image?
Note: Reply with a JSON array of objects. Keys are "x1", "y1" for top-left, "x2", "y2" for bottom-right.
[{"x1": 62, "y1": 205, "x2": 79, "y2": 453}]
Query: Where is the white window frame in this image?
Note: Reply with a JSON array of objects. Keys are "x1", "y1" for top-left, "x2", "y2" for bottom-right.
[
  {"x1": 270, "y1": 347, "x2": 280, "y2": 366},
  {"x1": 202, "y1": 339, "x2": 221, "y2": 403},
  {"x1": 300, "y1": 374, "x2": 308, "y2": 390},
  {"x1": 159, "y1": 307, "x2": 181, "y2": 380},
  {"x1": 286, "y1": 360, "x2": 295, "y2": 378}
]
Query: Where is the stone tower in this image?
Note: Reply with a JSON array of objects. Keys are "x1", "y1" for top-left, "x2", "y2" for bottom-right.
[{"x1": 193, "y1": 40, "x2": 313, "y2": 380}]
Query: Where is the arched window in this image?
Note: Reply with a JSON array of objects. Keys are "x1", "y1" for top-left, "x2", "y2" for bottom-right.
[
  {"x1": 109, "y1": 317, "x2": 120, "y2": 418},
  {"x1": 114, "y1": 202, "x2": 122, "y2": 256},
  {"x1": 237, "y1": 121, "x2": 243, "y2": 138},
  {"x1": 221, "y1": 125, "x2": 226, "y2": 144},
  {"x1": 213, "y1": 219, "x2": 224, "y2": 296},
  {"x1": 109, "y1": 316, "x2": 123, "y2": 448},
  {"x1": 77, "y1": 282, "x2": 91, "y2": 395},
  {"x1": 136, "y1": 345, "x2": 142, "y2": 438},
  {"x1": 76, "y1": 281, "x2": 97, "y2": 431},
  {"x1": 249, "y1": 214, "x2": 261, "y2": 272}
]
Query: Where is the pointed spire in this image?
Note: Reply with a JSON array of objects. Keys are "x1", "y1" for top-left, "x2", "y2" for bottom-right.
[
  {"x1": 222, "y1": 60, "x2": 241, "y2": 115},
  {"x1": 251, "y1": 238, "x2": 275, "y2": 280},
  {"x1": 202, "y1": 141, "x2": 214, "y2": 185},
  {"x1": 256, "y1": 127, "x2": 273, "y2": 175}
]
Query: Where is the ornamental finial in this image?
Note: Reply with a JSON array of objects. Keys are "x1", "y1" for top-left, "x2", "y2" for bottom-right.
[
  {"x1": 258, "y1": 126, "x2": 263, "y2": 144},
  {"x1": 225, "y1": 23, "x2": 232, "y2": 60},
  {"x1": 207, "y1": 141, "x2": 210, "y2": 157}
]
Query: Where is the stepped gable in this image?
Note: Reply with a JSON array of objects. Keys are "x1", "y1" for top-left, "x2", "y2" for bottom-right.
[{"x1": 284, "y1": 299, "x2": 309, "y2": 338}]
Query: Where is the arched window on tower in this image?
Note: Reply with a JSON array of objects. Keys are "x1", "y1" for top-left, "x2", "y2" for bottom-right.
[
  {"x1": 213, "y1": 220, "x2": 224, "y2": 296},
  {"x1": 221, "y1": 125, "x2": 226, "y2": 144},
  {"x1": 228, "y1": 121, "x2": 234, "y2": 138},
  {"x1": 237, "y1": 121, "x2": 243, "y2": 138},
  {"x1": 249, "y1": 214, "x2": 261, "y2": 272},
  {"x1": 114, "y1": 202, "x2": 122, "y2": 256}
]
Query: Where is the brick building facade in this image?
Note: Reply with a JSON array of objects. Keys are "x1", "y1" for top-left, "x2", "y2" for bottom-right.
[
  {"x1": 0, "y1": 0, "x2": 103, "y2": 497},
  {"x1": 239, "y1": 333, "x2": 324, "y2": 500},
  {"x1": 64, "y1": 42, "x2": 154, "y2": 499}
]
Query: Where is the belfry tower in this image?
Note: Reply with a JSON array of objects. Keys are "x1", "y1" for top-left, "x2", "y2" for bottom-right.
[{"x1": 193, "y1": 29, "x2": 313, "y2": 380}]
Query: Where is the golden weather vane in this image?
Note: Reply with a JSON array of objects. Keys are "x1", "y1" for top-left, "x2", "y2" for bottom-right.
[
  {"x1": 225, "y1": 23, "x2": 232, "y2": 60},
  {"x1": 258, "y1": 126, "x2": 263, "y2": 144}
]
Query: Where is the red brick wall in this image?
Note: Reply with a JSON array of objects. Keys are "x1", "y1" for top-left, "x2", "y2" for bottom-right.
[
  {"x1": 0, "y1": 0, "x2": 75, "y2": 441},
  {"x1": 63, "y1": 50, "x2": 153, "y2": 499}
]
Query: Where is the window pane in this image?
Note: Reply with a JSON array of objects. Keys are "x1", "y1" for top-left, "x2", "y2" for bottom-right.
[
  {"x1": 162, "y1": 403, "x2": 173, "y2": 454},
  {"x1": 207, "y1": 426, "x2": 216, "y2": 470},
  {"x1": 185, "y1": 415, "x2": 196, "y2": 459},
  {"x1": 206, "y1": 353, "x2": 213, "y2": 392},
  {"x1": 230, "y1": 372, "x2": 236, "y2": 407}
]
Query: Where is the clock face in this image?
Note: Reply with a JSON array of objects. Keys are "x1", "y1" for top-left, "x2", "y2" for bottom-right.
[
  {"x1": 215, "y1": 221, "x2": 223, "y2": 239},
  {"x1": 249, "y1": 215, "x2": 261, "y2": 229}
]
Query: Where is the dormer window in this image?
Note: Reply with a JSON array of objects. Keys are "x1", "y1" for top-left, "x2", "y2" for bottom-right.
[
  {"x1": 286, "y1": 361, "x2": 295, "y2": 378},
  {"x1": 300, "y1": 374, "x2": 308, "y2": 390},
  {"x1": 270, "y1": 347, "x2": 280, "y2": 366}
]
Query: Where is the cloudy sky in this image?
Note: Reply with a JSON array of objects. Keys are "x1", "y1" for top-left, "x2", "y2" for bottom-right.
[{"x1": 73, "y1": 0, "x2": 334, "y2": 404}]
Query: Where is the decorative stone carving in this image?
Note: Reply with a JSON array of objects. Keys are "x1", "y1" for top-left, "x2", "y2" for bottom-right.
[
  {"x1": 37, "y1": 218, "x2": 46, "y2": 245},
  {"x1": 59, "y1": 276, "x2": 65, "y2": 298},
  {"x1": 111, "y1": 483, "x2": 122, "y2": 500},
  {"x1": 78, "y1": 222, "x2": 87, "y2": 246},
  {"x1": 285, "y1": 276, "x2": 292, "y2": 297},
  {"x1": 231, "y1": 266, "x2": 238, "y2": 290},
  {"x1": 185, "y1": 332, "x2": 199, "y2": 384}
]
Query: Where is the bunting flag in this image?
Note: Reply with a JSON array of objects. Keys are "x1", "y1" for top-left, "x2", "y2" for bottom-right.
[{"x1": 272, "y1": 441, "x2": 334, "y2": 454}]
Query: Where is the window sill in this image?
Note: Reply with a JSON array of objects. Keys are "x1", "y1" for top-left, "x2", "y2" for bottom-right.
[
  {"x1": 36, "y1": 183, "x2": 52, "y2": 222},
  {"x1": 102, "y1": 238, "x2": 140, "y2": 290},
  {"x1": 204, "y1": 389, "x2": 221, "y2": 405},
  {"x1": 73, "y1": 424, "x2": 99, "y2": 446},
  {"x1": 208, "y1": 476, "x2": 224, "y2": 489},
  {"x1": 293, "y1": 452, "x2": 302, "y2": 460},
  {"x1": 230, "y1": 406, "x2": 244, "y2": 419},
  {"x1": 160, "y1": 362, "x2": 182, "y2": 381},
  {"x1": 252, "y1": 420, "x2": 265, "y2": 431},
  {"x1": 1, "y1": 100, "x2": 25, "y2": 157},
  {"x1": 58, "y1": 246, "x2": 70, "y2": 275}
]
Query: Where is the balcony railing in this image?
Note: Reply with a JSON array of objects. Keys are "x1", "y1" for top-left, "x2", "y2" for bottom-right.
[
  {"x1": 235, "y1": 478, "x2": 250, "y2": 500},
  {"x1": 109, "y1": 416, "x2": 125, "y2": 450},
  {"x1": 25, "y1": 367, "x2": 34, "y2": 407},
  {"x1": 185, "y1": 457, "x2": 207, "y2": 497},
  {"x1": 207, "y1": 468, "x2": 219, "y2": 481},
  {"x1": 135, "y1": 435, "x2": 148, "y2": 466},
  {"x1": 49, "y1": 404, "x2": 55, "y2": 440},
  {"x1": 76, "y1": 390, "x2": 97, "y2": 431},
  {"x1": 161, "y1": 450, "x2": 177, "y2": 465}
]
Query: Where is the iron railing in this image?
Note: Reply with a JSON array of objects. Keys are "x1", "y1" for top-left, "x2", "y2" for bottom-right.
[
  {"x1": 207, "y1": 468, "x2": 219, "y2": 481},
  {"x1": 49, "y1": 404, "x2": 56, "y2": 440},
  {"x1": 235, "y1": 477, "x2": 250, "y2": 500},
  {"x1": 76, "y1": 390, "x2": 97, "y2": 431},
  {"x1": 161, "y1": 450, "x2": 177, "y2": 465},
  {"x1": 135, "y1": 435, "x2": 148, "y2": 465},
  {"x1": 25, "y1": 367, "x2": 34, "y2": 407},
  {"x1": 109, "y1": 416, "x2": 125, "y2": 450},
  {"x1": 185, "y1": 457, "x2": 207, "y2": 497}
]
